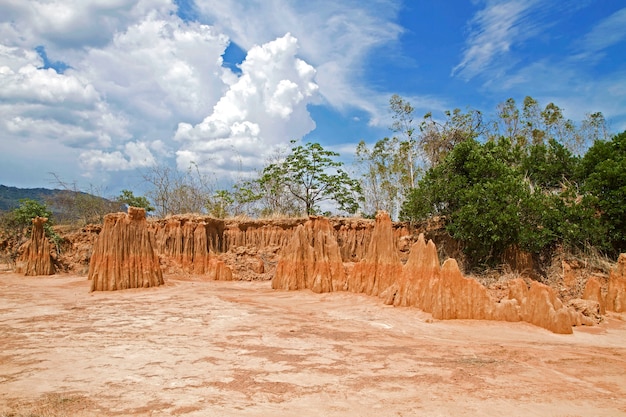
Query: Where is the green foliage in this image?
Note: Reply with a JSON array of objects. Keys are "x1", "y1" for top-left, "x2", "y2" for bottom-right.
[
  {"x1": 400, "y1": 136, "x2": 607, "y2": 269},
  {"x1": 521, "y1": 138, "x2": 579, "y2": 189},
  {"x1": 11, "y1": 198, "x2": 52, "y2": 228},
  {"x1": 580, "y1": 131, "x2": 626, "y2": 254},
  {"x1": 117, "y1": 190, "x2": 155, "y2": 213},
  {"x1": 259, "y1": 141, "x2": 362, "y2": 216},
  {"x1": 0, "y1": 199, "x2": 61, "y2": 258},
  {"x1": 206, "y1": 190, "x2": 234, "y2": 219},
  {"x1": 402, "y1": 139, "x2": 531, "y2": 265}
]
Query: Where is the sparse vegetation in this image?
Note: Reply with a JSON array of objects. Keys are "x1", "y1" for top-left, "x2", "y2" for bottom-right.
[{"x1": 0, "y1": 199, "x2": 61, "y2": 266}]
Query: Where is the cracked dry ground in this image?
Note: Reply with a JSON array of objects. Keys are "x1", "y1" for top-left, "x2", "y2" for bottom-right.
[{"x1": 1, "y1": 272, "x2": 625, "y2": 417}]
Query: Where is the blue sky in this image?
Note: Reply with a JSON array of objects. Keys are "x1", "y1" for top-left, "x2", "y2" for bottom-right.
[{"x1": 0, "y1": 0, "x2": 624, "y2": 196}]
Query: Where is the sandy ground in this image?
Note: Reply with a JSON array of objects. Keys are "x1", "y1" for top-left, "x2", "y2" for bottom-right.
[{"x1": 1, "y1": 272, "x2": 625, "y2": 417}]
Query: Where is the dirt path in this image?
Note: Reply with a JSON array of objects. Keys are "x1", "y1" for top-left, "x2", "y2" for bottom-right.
[{"x1": 1, "y1": 272, "x2": 625, "y2": 416}]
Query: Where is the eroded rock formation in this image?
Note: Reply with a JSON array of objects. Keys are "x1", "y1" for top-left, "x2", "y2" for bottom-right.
[
  {"x1": 146, "y1": 215, "x2": 406, "y2": 280},
  {"x1": 347, "y1": 211, "x2": 403, "y2": 296},
  {"x1": 151, "y1": 215, "x2": 232, "y2": 278},
  {"x1": 607, "y1": 253, "x2": 626, "y2": 312},
  {"x1": 89, "y1": 207, "x2": 163, "y2": 291},
  {"x1": 272, "y1": 211, "x2": 584, "y2": 334},
  {"x1": 583, "y1": 276, "x2": 606, "y2": 315},
  {"x1": 16, "y1": 217, "x2": 55, "y2": 276},
  {"x1": 272, "y1": 216, "x2": 346, "y2": 293}
]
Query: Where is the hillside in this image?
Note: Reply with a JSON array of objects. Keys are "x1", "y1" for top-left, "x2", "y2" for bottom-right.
[
  {"x1": 0, "y1": 185, "x2": 63, "y2": 212},
  {"x1": 0, "y1": 184, "x2": 121, "y2": 221}
]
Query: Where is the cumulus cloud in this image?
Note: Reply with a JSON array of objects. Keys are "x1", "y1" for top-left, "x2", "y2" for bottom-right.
[
  {"x1": 174, "y1": 33, "x2": 319, "y2": 178},
  {"x1": 0, "y1": 3, "x2": 236, "y2": 184},
  {"x1": 0, "y1": 64, "x2": 98, "y2": 105},
  {"x1": 81, "y1": 13, "x2": 231, "y2": 123},
  {"x1": 0, "y1": 0, "x2": 405, "y2": 190},
  {"x1": 195, "y1": 0, "x2": 402, "y2": 122},
  {"x1": 0, "y1": 43, "x2": 130, "y2": 152}
]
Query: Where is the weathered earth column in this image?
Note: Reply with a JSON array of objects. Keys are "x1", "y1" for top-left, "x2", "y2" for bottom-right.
[
  {"x1": 89, "y1": 207, "x2": 164, "y2": 291},
  {"x1": 16, "y1": 216, "x2": 55, "y2": 276}
]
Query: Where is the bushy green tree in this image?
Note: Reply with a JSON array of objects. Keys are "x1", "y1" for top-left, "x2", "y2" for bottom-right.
[
  {"x1": 521, "y1": 138, "x2": 579, "y2": 189},
  {"x1": 400, "y1": 137, "x2": 603, "y2": 268},
  {"x1": 579, "y1": 131, "x2": 626, "y2": 254},
  {"x1": 402, "y1": 139, "x2": 532, "y2": 265}
]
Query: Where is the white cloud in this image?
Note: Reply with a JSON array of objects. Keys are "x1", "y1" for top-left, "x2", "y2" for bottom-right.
[
  {"x1": 0, "y1": 43, "x2": 130, "y2": 151},
  {"x1": 0, "y1": 64, "x2": 99, "y2": 105},
  {"x1": 81, "y1": 13, "x2": 231, "y2": 124},
  {"x1": 0, "y1": 5, "x2": 236, "y2": 184},
  {"x1": 194, "y1": 0, "x2": 403, "y2": 121},
  {"x1": 174, "y1": 33, "x2": 319, "y2": 178},
  {"x1": 0, "y1": 0, "x2": 174, "y2": 52},
  {"x1": 579, "y1": 7, "x2": 626, "y2": 57},
  {"x1": 452, "y1": 0, "x2": 541, "y2": 80},
  {"x1": 80, "y1": 141, "x2": 157, "y2": 171}
]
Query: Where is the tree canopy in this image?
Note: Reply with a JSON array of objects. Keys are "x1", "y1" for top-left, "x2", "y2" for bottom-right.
[{"x1": 258, "y1": 141, "x2": 362, "y2": 216}]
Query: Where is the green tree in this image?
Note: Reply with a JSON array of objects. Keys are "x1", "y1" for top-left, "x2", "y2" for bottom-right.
[
  {"x1": 0, "y1": 199, "x2": 61, "y2": 265},
  {"x1": 400, "y1": 137, "x2": 598, "y2": 268},
  {"x1": 117, "y1": 190, "x2": 155, "y2": 213},
  {"x1": 259, "y1": 141, "x2": 362, "y2": 216},
  {"x1": 401, "y1": 138, "x2": 536, "y2": 265},
  {"x1": 11, "y1": 198, "x2": 53, "y2": 228},
  {"x1": 354, "y1": 95, "x2": 423, "y2": 218},
  {"x1": 355, "y1": 137, "x2": 402, "y2": 217},
  {"x1": 579, "y1": 130, "x2": 626, "y2": 254},
  {"x1": 521, "y1": 138, "x2": 579, "y2": 189},
  {"x1": 206, "y1": 190, "x2": 234, "y2": 219}
]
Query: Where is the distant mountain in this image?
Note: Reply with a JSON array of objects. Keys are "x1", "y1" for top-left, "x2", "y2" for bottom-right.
[
  {"x1": 0, "y1": 185, "x2": 123, "y2": 222},
  {"x1": 0, "y1": 185, "x2": 63, "y2": 212}
]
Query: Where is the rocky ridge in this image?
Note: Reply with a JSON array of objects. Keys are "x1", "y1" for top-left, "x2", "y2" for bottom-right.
[
  {"x1": 12, "y1": 208, "x2": 625, "y2": 333},
  {"x1": 271, "y1": 211, "x2": 624, "y2": 334}
]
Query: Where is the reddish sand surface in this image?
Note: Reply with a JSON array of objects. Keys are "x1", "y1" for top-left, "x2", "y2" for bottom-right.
[{"x1": 1, "y1": 272, "x2": 626, "y2": 417}]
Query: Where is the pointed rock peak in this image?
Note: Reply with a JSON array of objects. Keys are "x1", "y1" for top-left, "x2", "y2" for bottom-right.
[
  {"x1": 440, "y1": 258, "x2": 462, "y2": 276},
  {"x1": 406, "y1": 234, "x2": 427, "y2": 264}
]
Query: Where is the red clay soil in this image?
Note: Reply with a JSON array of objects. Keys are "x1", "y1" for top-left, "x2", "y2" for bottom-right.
[{"x1": 1, "y1": 271, "x2": 626, "y2": 417}]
